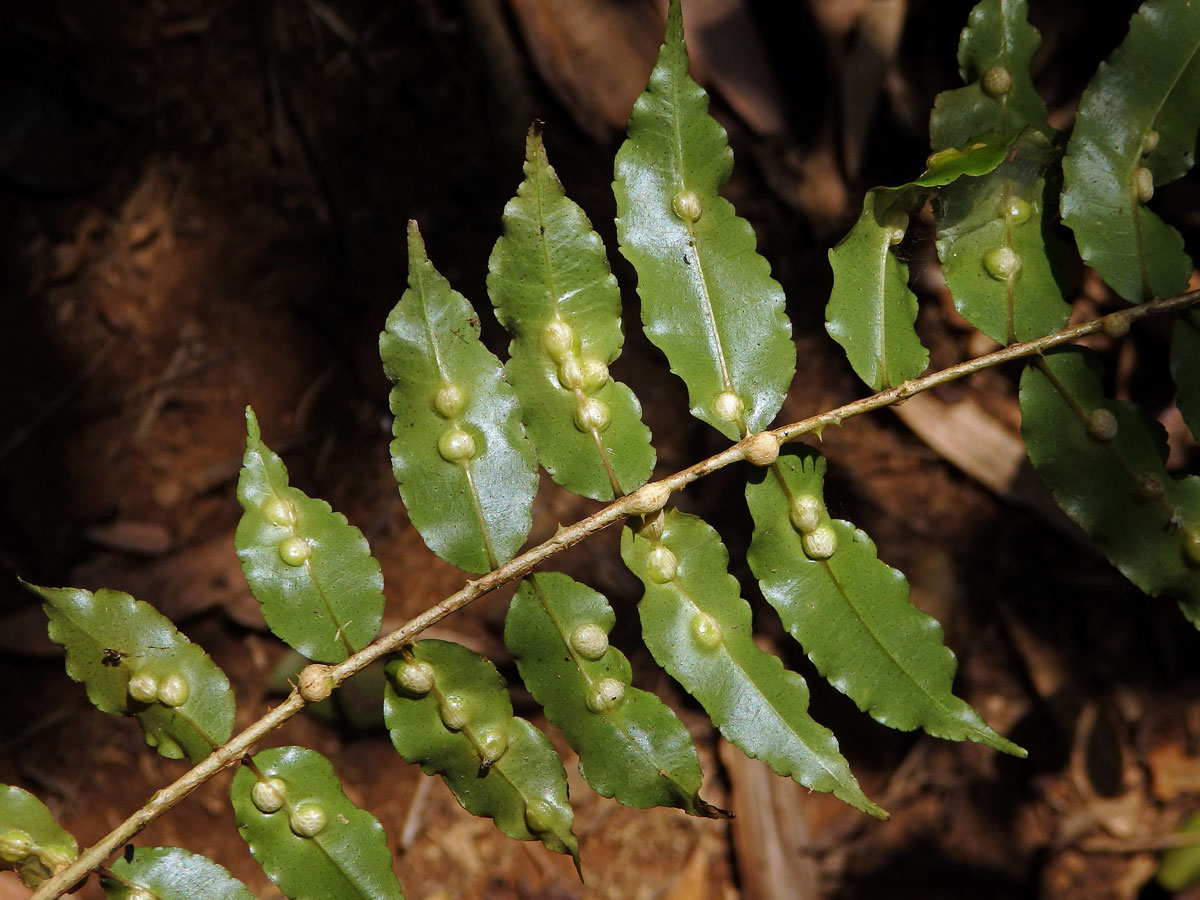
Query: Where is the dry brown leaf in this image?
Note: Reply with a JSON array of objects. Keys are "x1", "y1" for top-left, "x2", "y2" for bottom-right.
[{"x1": 718, "y1": 740, "x2": 820, "y2": 900}]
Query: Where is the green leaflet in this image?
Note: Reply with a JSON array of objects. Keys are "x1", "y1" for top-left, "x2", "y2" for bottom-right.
[
  {"x1": 930, "y1": 0, "x2": 1051, "y2": 149},
  {"x1": 935, "y1": 132, "x2": 1070, "y2": 343},
  {"x1": 1156, "y1": 812, "x2": 1200, "y2": 891},
  {"x1": 0, "y1": 784, "x2": 77, "y2": 888},
  {"x1": 101, "y1": 847, "x2": 254, "y2": 900},
  {"x1": 1172, "y1": 311, "x2": 1200, "y2": 439},
  {"x1": 826, "y1": 190, "x2": 928, "y2": 391},
  {"x1": 504, "y1": 573, "x2": 724, "y2": 817},
  {"x1": 26, "y1": 584, "x2": 234, "y2": 763},
  {"x1": 621, "y1": 509, "x2": 885, "y2": 818},
  {"x1": 827, "y1": 133, "x2": 1012, "y2": 390},
  {"x1": 1061, "y1": 0, "x2": 1200, "y2": 302},
  {"x1": 613, "y1": 0, "x2": 794, "y2": 440},
  {"x1": 745, "y1": 450, "x2": 1024, "y2": 756},
  {"x1": 381, "y1": 222, "x2": 538, "y2": 573},
  {"x1": 231, "y1": 746, "x2": 404, "y2": 900},
  {"x1": 383, "y1": 640, "x2": 579, "y2": 867},
  {"x1": 489, "y1": 125, "x2": 655, "y2": 500},
  {"x1": 1020, "y1": 348, "x2": 1200, "y2": 623},
  {"x1": 235, "y1": 407, "x2": 385, "y2": 663}
]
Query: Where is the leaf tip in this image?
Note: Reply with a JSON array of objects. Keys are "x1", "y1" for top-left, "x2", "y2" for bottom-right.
[
  {"x1": 243, "y1": 405, "x2": 260, "y2": 440},
  {"x1": 406, "y1": 220, "x2": 427, "y2": 270}
]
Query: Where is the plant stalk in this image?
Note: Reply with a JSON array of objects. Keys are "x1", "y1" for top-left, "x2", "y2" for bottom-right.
[{"x1": 30, "y1": 288, "x2": 1199, "y2": 900}]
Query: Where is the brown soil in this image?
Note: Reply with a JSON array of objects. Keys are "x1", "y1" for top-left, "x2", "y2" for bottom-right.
[{"x1": 1, "y1": 2, "x2": 1198, "y2": 899}]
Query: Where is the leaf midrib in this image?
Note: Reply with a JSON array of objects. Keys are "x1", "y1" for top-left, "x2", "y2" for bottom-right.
[{"x1": 666, "y1": 51, "x2": 736, "y2": 406}]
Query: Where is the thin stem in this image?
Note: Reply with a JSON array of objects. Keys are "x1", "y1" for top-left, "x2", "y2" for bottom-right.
[{"x1": 30, "y1": 289, "x2": 1199, "y2": 900}]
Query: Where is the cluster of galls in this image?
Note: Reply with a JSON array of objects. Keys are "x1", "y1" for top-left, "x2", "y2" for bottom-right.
[
  {"x1": 250, "y1": 777, "x2": 328, "y2": 839},
  {"x1": 393, "y1": 660, "x2": 511, "y2": 767},
  {"x1": 0, "y1": 830, "x2": 73, "y2": 888},
  {"x1": 261, "y1": 495, "x2": 312, "y2": 568},
  {"x1": 431, "y1": 382, "x2": 478, "y2": 463},
  {"x1": 540, "y1": 319, "x2": 612, "y2": 433},
  {"x1": 789, "y1": 494, "x2": 837, "y2": 561},
  {"x1": 566, "y1": 622, "x2": 625, "y2": 713},
  {"x1": 638, "y1": 512, "x2": 725, "y2": 653},
  {"x1": 127, "y1": 671, "x2": 190, "y2": 708}
]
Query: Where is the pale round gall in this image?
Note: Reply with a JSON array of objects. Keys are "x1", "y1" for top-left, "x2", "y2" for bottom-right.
[
  {"x1": 882, "y1": 209, "x2": 908, "y2": 246},
  {"x1": 289, "y1": 801, "x2": 328, "y2": 838},
  {"x1": 37, "y1": 846, "x2": 73, "y2": 873},
  {"x1": 789, "y1": 495, "x2": 822, "y2": 534},
  {"x1": 541, "y1": 319, "x2": 576, "y2": 363},
  {"x1": 127, "y1": 672, "x2": 160, "y2": 704},
  {"x1": 713, "y1": 391, "x2": 744, "y2": 423},
  {"x1": 636, "y1": 508, "x2": 667, "y2": 541},
  {"x1": 1086, "y1": 408, "x2": 1118, "y2": 443},
  {"x1": 1142, "y1": 129, "x2": 1160, "y2": 155},
  {"x1": 156, "y1": 673, "x2": 190, "y2": 708},
  {"x1": 691, "y1": 613, "x2": 723, "y2": 650},
  {"x1": 524, "y1": 799, "x2": 554, "y2": 834},
  {"x1": 587, "y1": 677, "x2": 625, "y2": 712},
  {"x1": 1102, "y1": 313, "x2": 1131, "y2": 339},
  {"x1": 981, "y1": 65, "x2": 1013, "y2": 97},
  {"x1": 742, "y1": 432, "x2": 780, "y2": 466},
  {"x1": 580, "y1": 358, "x2": 609, "y2": 392},
  {"x1": 984, "y1": 247, "x2": 1021, "y2": 281},
  {"x1": 672, "y1": 189, "x2": 703, "y2": 223},
  {"x1": 1134, "y1": 167, "x2": 1154, "y2": 203},
  {"x1": 433, "y1": 383, "x2": 467, "y2": 419},
  {"x1": 1005, "y1": 197, "x2": 1032, "y2": 225},
  {"x1": 802, "y1": 525, "x2": 838, "y2": 560},
  {"x1": 574, "y1": 398, "x2": 611, "y2": 432},
  {"x1": 0, "y1": 830, "x2": 32, "y2": 863},
  {"x1": 646, "y1": 545, "x2": 678, "y2": 583},
  {"x1": 397, "y1": 660, "x2": 436, "y2": 695},
  {"x1": 437, "y1": 426, "x2": 476, "y2": 462},
  {"x1": 476, "y1": 728, "x2": 509, "y2": 764},
  {"x1": 1183, "y1": 529, "x2": 1200, "y2": 569},
  {"x1": 261, "y1": 496, "x2": 296, "y2": 528},
  {"x1": 557, "y1": 357, "x2": 585, "y2": 391},
  {"x1": 251, "y1": 777, "x2": 288, "y2": 814},
  {"x1": 569, "y1": 624, "x2": 609, "y2": 660},
  {"x1": 278, "y1": 536, "x2": 312, "y2": 567},
  {"x1": 439, "y1": 695, "x2": 470, "y2": 731},
  {"x1": 298, "y1": 664, "x2": 334, "y2": 703},
  {"x1": 626, "y1": 483, "x2": 671, "y2": 517}
]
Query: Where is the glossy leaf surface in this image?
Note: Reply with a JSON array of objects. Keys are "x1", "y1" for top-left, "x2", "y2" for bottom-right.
[
  {"x1": 1172, "y1": 310, "x2": 1200, "y2": 439},
  {"x1": 1061, "y1": 0, "x2": 1200, "y2": 301},
  {"x1": 613, "y1": 0, "x2": 794, "y2": 439},
  {"x1": 935, "y1": 133, "x2": 1070, "y2": 343},
  {"x1": 489, "y1": 126, "x2": 655, "y2": 499},
  {"x1": 930, "y1": 0, "x2": 1051, "y2": 149},
  {"x1": 505, "y1": 573, "x2": 723, "y2": 816},
  {"x1": 382, "y1": 222, "x2": 538, "y2": 572},
  {"x1": 827, "y1": 133, "x2": 1012, "y2": 389},
  {"x1": 235, "y1": 407, "x2": 384, "y2": 663},
  {"x1": 231, "y1": 746, "x2": 404, "y2": 900},
  {"x1": 102, "y1": 847, "x2": 254, "y2": 900},
  {"x1": 0, "y1": 784, "x2": 77, "y2": 888},
  {"x1": 1020, "y1": 348, "x2": 1200, "y2": 622},
  {"x1": 28, "y1": 584, "x2": 234, "y2": 762},
  {"x1": 383, "y1": 640, "x2": 579, "y2": 866},
  {"x1": 745, "y1": 450, "x2": 1023, "y2": 755},
  {"x1": 621, "y1": 509, "x2": 884, "y2": 817}
]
